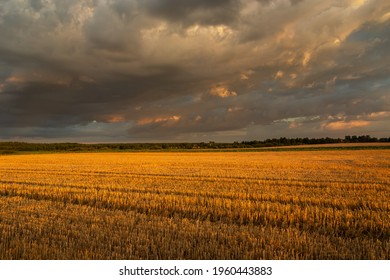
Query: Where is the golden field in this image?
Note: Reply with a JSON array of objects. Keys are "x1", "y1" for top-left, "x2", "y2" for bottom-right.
[{"x1": 0, "y1": 150, "x2": 389, "y2": 259}]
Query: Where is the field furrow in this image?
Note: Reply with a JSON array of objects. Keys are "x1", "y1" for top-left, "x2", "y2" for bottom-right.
[{"x1": 0, "y1": 151, "x2": 389, "y2": 259}]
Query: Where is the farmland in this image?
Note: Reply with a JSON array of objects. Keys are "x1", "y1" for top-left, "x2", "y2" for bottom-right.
[{"x1": 0, "y1": 150, "x2": 389, "y2": 259}]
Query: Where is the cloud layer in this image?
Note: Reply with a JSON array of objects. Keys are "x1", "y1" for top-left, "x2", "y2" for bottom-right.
[{"x1": 0, "y1": 0, "x2": 389, "y2": 142}]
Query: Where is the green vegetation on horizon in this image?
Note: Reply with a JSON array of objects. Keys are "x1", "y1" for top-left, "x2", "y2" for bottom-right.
[{"x1": 0, "y1": 135, "x2": 389, "y2": 154}]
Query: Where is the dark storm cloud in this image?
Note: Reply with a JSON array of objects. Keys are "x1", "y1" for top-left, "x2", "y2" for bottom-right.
[
  {"x1": 84, "y1": 1, "x2": 140, "y2": 52},
  {"x1": 29, "y1": 0, "x2": 44, "y2": 11},
  {"x1": 141, "y1": 0, "x2": 241, "y2": 26},
  {"x1": 0, "y1": 0, "x2": 389, "y2": 142}
]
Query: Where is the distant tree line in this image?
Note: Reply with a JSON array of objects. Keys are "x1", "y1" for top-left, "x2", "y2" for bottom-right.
[
  {"x1": 0, "y1": 135, "x2": 389, "y2": 154},
  {"x1": 241, "y1": 135, "x2": 389, "y2": 147}
]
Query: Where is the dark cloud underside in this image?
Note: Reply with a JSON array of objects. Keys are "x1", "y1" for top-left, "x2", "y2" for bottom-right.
[{"x1": 0, "y1": 0, "x2": 389, "y2": 142}]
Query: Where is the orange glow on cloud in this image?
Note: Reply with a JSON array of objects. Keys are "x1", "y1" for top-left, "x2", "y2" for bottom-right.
[
  {"x1": 366, "y1": 111, "x2": 390, "y2": 119},
  {"x1": 274, "y1": 71, "x2": 284, "y2": 79},
  {"x1": 302, "y1": 52, "x2": 311, "y2": 66},
  {"x1": 5, "y1": 73, "x2": 72, "y2": 86},
  {"x1": 289, "y1": 122, "x2": 300, "y2": 129},
  {"x1": 106, "y1": 115, "x2": 125, "y2": 123},
  {"x1": 379, "y1": 12, "x2": 390, "y2": 22},
  {"x1": 209, "y1": 85, "x2": 237, "y2": 98},
  {"x1": 322, "y1": 120, "x2": 370, "y2": 130},
  {"x1": 6, "y1": 76, "x2": 24, "y2": 83}
]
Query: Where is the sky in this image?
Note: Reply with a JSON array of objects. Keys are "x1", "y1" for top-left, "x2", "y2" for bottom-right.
[{"x1": 0, "y1": 0, "x2": 389, "y2": 143}]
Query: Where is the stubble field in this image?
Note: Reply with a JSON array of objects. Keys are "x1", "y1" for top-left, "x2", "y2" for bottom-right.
[{"x1": 0, "y1": 150, "x2": 389, "y2": 259}]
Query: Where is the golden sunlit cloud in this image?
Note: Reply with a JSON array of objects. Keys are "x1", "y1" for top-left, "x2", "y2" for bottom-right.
[
  {"x1": 351, "y1": 0, "x2": 367, "y2": 9},
  {"x1": 240, "y1": 70, "x2": 255, "y2": 80},
  {"x1": 379, "y1": 12, "x2": 390, "y2": 22},
  {"x1": 185, "y1": 24, "x2": 234, "y2": 40},
  {"x1": 209, "y1": 85, "x2": 237, "y2": 98},
  {"x1": 137, "y1": 115, "x2": 181, "y2": 125},
  {"x1": 240, "y1": 73, "x2": 249, "y2": 80},
  {"x1": 274, "y1": 71, "x2": 284, "y2": 79},
  {"x1": 360, "y1": 111, "x2": 390, "y2": 120},
  {"x1": 302, "y1": 52, "x2": 311, "y2": 66},
  {"x1": 322, "y1": 120, "x2": 371, "y2": 130}
]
